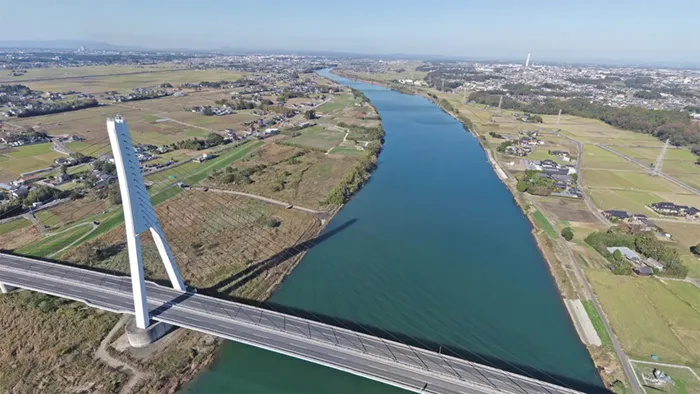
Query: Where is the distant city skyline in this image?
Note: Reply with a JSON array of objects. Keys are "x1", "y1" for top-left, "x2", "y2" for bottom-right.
[{"x1": 1, "y1": 0, "x2": 699, "y2": 66}]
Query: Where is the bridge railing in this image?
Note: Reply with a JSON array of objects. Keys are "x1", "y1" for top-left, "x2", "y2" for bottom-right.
[{"x1": 0, "y1": 253, "x2": 577, "y2": 394}]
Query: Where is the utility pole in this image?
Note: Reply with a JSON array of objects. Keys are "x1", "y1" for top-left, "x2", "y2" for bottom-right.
[
  {"x1": 441, "y1": 79, "x2": 445, "y2": 92},
  {"x1": 651, "y1": 138, "x2": 670, "y2": 176},
  {"x1": 498, "y1": 95, "x2": 503, "y2": 110},
  {"x1": 556, "y1": 109, "x2": 562, "y2": 125}
]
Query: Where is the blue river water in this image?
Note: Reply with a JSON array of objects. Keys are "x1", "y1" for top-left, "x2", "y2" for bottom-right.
[{"x1": 181, "y1": 70, "x2": 604, "y2": 393}]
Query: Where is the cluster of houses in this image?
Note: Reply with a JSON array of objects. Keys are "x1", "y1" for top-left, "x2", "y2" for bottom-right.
[
  {"x1": 0, "y1": 131, "x2": 50, "y2": 147},
  {"x1": 194, "y1": 153, "x2": 215, "y2": 163},
  {"x1": 503, "y1": 130, "x2": 545, "y2": 157},
  {"x1": 606, "y1": 246, "x2": 665, "y2": 276},
  {"x1": 0, "y1": 181, "x2": 30, "y2": 200},
  {"x1": 524, "y1": 158, "x2": 583, "y2": 198},
  {"x1": 602, "y1": 210, "x2": 661, "y2": 233},
  {"x1": 107, "y1": 87, "x2": 169, "y2": 103},
  {"x1": 548, "y1": 150, "x2": 571, "y2": 162},
  {"x1": 190, "y1": 105, "x2": 234, "y2": 116},
  {"x1": 649, "y1": 202, "x2": 700, "y2": 218}
]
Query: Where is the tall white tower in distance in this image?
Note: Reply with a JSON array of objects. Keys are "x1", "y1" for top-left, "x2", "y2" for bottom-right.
[{"x1": 525, "y1": 53, "x2": 531, "y2": 68}]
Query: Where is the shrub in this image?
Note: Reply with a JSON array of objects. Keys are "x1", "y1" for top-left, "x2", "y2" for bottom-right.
[{"x1": 561, "y1": 227, "x2": 574, "y2": 241}]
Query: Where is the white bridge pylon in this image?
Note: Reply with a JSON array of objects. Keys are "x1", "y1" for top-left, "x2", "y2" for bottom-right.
[{"x1": 107, "y1": 116, "x2": 185, "y2": 329}]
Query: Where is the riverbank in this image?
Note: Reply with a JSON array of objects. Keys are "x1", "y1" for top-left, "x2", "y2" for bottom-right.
[{"x1": 330, "y1": 69, "x2": 622, "y2": 390}]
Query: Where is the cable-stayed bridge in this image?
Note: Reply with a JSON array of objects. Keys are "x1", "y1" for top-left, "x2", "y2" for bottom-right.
[
  {"x1": 0, "y1": 117, "x2": 590, "y2": 393},
  {"x1": 0, "y1": 253, "x2": 582, "y2": 394}
]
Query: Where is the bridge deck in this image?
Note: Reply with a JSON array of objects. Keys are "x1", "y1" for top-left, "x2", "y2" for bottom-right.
[{"x1": 0, "y1": 253, "x2": 582, "y2": 394}]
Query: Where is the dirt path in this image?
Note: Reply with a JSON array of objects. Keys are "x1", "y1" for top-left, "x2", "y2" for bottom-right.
[
  {"x1": 326, "y1": 129, "x2": 349, "y2": 155},
  {"x1": 23, "y1": 213, "x2": 46, "y2": 234},
  {"x1": 198, "y1": 187, "x2": 328, "y2": 218},
  {"x1": 46, "y1": 222, "x2": 98, "y2": 258},
  {"x1": 95, "y1": 316, "x2": 149, "y2": 394}
]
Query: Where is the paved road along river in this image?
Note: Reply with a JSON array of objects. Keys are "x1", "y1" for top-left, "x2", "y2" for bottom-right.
[{"x1": 181, "y1": 70, "x2": 605, "y2": 393}]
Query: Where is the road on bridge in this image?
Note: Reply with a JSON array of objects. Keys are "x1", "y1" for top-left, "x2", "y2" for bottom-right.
[{"x1": 0, "y1": 253, "x2": 584, "y2": 394}]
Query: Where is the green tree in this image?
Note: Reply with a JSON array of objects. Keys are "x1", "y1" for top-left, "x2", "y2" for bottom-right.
[
  {"x1": 107, "y1": 185, "x2": 122, "y2": 206},
  {"x1": 692, "y1": 243, "x2": 700, "y2": 256},
  {"x1": 613, "y1": 250, "x2": 623, "y2": 261},
  {"x1": 304, "y1": 110, "x2": 316, "y2": 120},
  {"x1": 206, "y1": 133, "x2": 224, "y2": 147},
  {"x1": 561, "y1": 227, "x2": 574, "y2": 241},
  {"x1": 516, "y1": 180, "x2": 529, "y2": 192}
]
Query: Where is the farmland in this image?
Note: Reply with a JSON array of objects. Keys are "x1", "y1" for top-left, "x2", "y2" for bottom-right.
[
  {"x1": 284, "y1": 126, "x2": 345, "y2": 151},
  {"x1": 587, "y1": 270, "x2": 700, "y2": 367}
]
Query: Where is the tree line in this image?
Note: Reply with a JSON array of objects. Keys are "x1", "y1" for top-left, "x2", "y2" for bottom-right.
[{"x1": 17, "y1": 99, "x2": 99, "y2": 118}]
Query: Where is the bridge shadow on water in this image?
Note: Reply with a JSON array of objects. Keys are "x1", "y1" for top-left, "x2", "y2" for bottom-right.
[{"x1": 203, "y1": 218, "x2": 358, "y2": 295}]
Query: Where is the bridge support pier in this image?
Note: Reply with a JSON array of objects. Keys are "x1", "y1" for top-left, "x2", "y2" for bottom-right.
[
  {"x1": 0, "y1": 283, "x2": 16, "y2": 294},
  {"x1": 124, "y1": 316, "x2": 175, "y2": 348}
]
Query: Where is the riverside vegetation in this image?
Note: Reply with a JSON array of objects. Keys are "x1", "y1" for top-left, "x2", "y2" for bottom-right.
[{"x1": 0, "y1": 66, "x2": 385, "y2": 393}]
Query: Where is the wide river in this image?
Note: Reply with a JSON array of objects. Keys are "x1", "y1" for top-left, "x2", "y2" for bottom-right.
[{"x1": 182, "y1": 70, "x2": 604, "y2": 393}]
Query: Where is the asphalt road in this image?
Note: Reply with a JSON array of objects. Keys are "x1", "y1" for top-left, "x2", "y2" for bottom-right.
[{"x1": 0, "y1": 253, "x2": 583, "y2": 394}]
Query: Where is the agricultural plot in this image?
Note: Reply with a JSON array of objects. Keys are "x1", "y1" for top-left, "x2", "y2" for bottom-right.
[
  {"x1": 587, "y1": 188, "x2": 662, "y2": 216},
  {"x1": 0, "y1": 218, "x2": 31, "y2": 235},
  {"x1": 15, "y1": 224, "x2": 93, "y2": 258},
  {"x1": 328, "y1": 146, "x2": 367, "y2": 156},
  {"x1": 284, "y1": 126, "x2": 345, "y2": 151},
  {"x1": 583, "y1": 169, "x2": 689, "y2": 193},
  {"x1": 60, "y1": 193, "x2": 320, "y2": 301},
  {"x1": 580, "y1": 145, "x2": 641, "y2": 170},
  {"x1": 317, "y1": 94, "x2": 357, "y2": 113},
  {"x1": 587, "y1": 269, "x2": 700, "y2": 367},
  {"x1": 23, "y1": 69, "x2": 244, "y2": 94},
  {"x1": 0, "y1": 143, "x2": 63, "y2": 179},
  {"x1": 0, "y1": 64, "x2": 173, "y2": 83}
]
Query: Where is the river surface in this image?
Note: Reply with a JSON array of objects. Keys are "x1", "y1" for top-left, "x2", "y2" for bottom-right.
[{"x1": 182, "y1": 70, "x2": 604, "y2": 393}]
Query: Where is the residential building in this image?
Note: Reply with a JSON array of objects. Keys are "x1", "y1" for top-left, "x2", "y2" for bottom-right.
[{"x1": 603, "y1": 210, "x2": 629, "y2": 220}]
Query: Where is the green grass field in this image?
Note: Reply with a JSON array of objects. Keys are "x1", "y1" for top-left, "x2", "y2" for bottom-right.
[
  {"x1": 583, "y1": 169, "x2": 685, "y2": 193},
  {"x1": 285, "y1": 127, "x2": 344, "y2": 151},
  {"x1": 631, "y1": 362, "x2": 700, "y2": 394},
  {"x1": 36, "y1": 211, "x2": 64, "y2": 228},
  {"x1": 587, "y1": 188, "x2": 661, "y2": 215},
  {"x1": 532, "y1": 210, "x2": 558, "y2": 239},
  {"x1": 6, "y1": 143, "x2": 54, "y2": 158},
  {"x1": 317, "y1": 95, "x2": 356, "y2": 113},
  {"x1": 142, "y1": 115, "x2": 162, "y2": 122},
  {"x1": 15, "y1": 224, "x2": 93, "y2": 258},
  {"x1": 587, "y1": 269, "x2": 700, "y2": 367},
  {"x1": 0, "y1": 218, "x2": 31, "y2": 235},
  {"x1": 1, "y1": 143, "x2": 63, "y2": 178},
  {"x1": 581, "y1": 300, "x2": 613, "y2": 351}
]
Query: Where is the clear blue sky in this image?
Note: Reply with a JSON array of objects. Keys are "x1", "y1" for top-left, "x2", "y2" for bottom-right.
[{"x1": 1, "y1": 0, "x2": 698, "y2": 64}]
